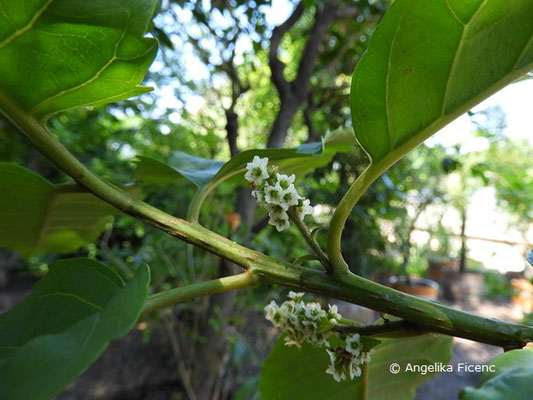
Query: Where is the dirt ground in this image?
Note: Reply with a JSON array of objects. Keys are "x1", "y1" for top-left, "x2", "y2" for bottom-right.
[{"x1": 0, "y1": 277, "x2": 526, "y2": 399}]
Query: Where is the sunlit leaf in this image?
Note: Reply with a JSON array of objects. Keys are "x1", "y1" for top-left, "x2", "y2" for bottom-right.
[
  {"x1": 351, "y1": 0, "x2": 533, "y2": 167},
  {"x1": 0, "y1": 258, "x2": 150, "y2": 400},
  {"x1": 0, "y1": 0, "x2": 158, "y2": 122}
]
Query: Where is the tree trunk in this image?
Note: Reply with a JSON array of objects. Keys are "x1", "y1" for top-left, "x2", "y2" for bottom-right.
[
  {"x1": 267, "y1": 95, "x2": 299, "y2": 148},
  {"x1": 459, "y1": 207, "x2": 467, "y2": 273}
]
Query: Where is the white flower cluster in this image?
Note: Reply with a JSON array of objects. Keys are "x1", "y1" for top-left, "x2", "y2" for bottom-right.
[
  {"x1": 265, "y1": 291, "x2": 341, "y2": 348},
  {"x1": 325, "y1": 334, "x2": 371, "y2": 382},
  {"x1": 264, "y1": 292, "x2": 372, "y2": 382},
  {"x1": 245, "y1": 156, "x2": 313, "y2": 232}
]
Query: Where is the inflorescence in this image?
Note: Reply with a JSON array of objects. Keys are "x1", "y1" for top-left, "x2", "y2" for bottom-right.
[
  {"x1": 245, "y1": 156, "x2": 313, "y2": 232},
  {"x1": 265, "y1": 292, "x2": 372, "y2": 382}
]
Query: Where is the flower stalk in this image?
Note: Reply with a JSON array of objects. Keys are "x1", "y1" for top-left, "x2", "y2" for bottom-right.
[{"x1": 287, "y1": 207, "x2": 332, "y2": 273}]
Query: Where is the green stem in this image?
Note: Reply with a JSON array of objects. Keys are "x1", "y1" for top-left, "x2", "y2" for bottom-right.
[
  {"x1": 361, "y1": 362, "x2": 369, "y2": 400},
  {"x1": 187, "y1": 187, "x2": 208, "y2": 224},
  {"x1": 288, "y1": 208, "x2": 332, "y2": 273},
  {"x1": 254, "y1": 263, "x2": 533, "y2": 348},
  {"x1": 142, "y1": 272, "x2": 258, "y2": 315},
  {"x1": 335, "y1": 320, "x2": 426, "y2": 338},
  {"x1": 3, "y1": 92, "x2": 533, "y2": 349},
  {"x1": 326, "y1": 165, "x2": 381, "y2": 275}
]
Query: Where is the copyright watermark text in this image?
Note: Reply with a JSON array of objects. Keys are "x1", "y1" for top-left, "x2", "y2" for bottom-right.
[{"x1": 388, "y1": 362, "x2": 495, "y2": 375}]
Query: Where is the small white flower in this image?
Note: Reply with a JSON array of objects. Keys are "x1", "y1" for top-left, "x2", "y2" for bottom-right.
[
  {"x1": 264, "y1": 300, "x2": 279, "y2": 323},
  {"x1": 280, "y1": 184, "x2": 301, "y2": 207},
  {"x1": 288, "y1": 291, "x2": 305, "y2": 301},
  {"x1": 276, "y1": 173, "x2": 296, "y2": 189},
  {"x1": 345, "y1": 333, "x2": 361, "y2": 356},
  {"x1": 245, "y1": 156, "x2": 269, "y2": 186},
  {"x1": 296, "y1": 198, "x2": 314, "y2": 220},
  {"x1": 301, "y1": 319, "x2": 318, "y2": 329},
  {"x1": 263, "y1": 293, "x2": 371, "y2": 383},
  {"x1": 361, "y1": 353, "x2": 372, "y2": 364},
  {"x1": 327, "y1": 304, "x2": 342, "y2": 323},
  {"x1": 268, "y1": 213, "x2": 290, "y2": 232},
  {"x1": 326, "y1": 349, "x2": 337, "y2": 364},
  {"x1": 305, "y1": 302, "x2": 326, "y2": 320},
  {"x1": 264, "y1": 183, "x2": 284, "y2": 205},
  {"x1": 264, "y1": 203, "x2": 289, "y2": 217},
  {"x1": 349, "y1": 359, "x2": 362, "y2": 379},
  {"x1": 326, "y1": 350, "x2": 345, "y2": 382},
  {"x1": 281, "y1": 299, "x2": 300, "y2": 318},
  {"x1": 252, "y1": 190, "x2": 267, "y2": 206}
]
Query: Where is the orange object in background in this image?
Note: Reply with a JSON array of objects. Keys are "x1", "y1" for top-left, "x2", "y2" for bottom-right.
[
  {"x1": 511, "y1": 278, "x2": 533, "y2": 312},
  {"x1": 225, "y1": 211, "x2": 242, "y2": 232}
]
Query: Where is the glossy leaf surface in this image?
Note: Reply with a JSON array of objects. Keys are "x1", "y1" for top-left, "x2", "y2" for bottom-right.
[{"x1": 0, "y1": 0, "x2": 158, "y2": 122}]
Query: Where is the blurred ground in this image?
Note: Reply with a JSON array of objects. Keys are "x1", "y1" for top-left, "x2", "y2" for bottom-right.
[{"x1": 415, "y1": 300, "x2": 521, "y2": 400}]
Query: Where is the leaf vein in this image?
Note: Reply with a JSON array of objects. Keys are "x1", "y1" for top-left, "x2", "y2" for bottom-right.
[
  {"x1": 444, "y1": 0, "x2": 466, "y2": 26},
  {"x1": 0, "y1": 0, "x2": 55, "y2": 50},
  {"x1": 385, "y1": 7, "x2": 404, "y2": 152},
  {"x1": 38, "y1": 292, "x2": 104, "y2": 310},
  {"x1": 513, "y1": 33, "x2": 533, "y2": 70},
  {"x1": 440, "y1": 0, "x2": 488, "y2": 116},
  {"x1": 29, "y1": 11, "x2": 132, "y2": 119}
]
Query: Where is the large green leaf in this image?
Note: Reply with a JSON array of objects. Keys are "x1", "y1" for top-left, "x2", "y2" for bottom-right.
[
  {"x1": 0, "y1": 163, "x2": 120, "y2": 256},
  {"x1": 0, "y1": 0, "x2": 158, "y2": 122},
  {"x1": 460, "y1": 348, "x2": 533, "y2": 400},
  {"x1": 351, "y1": 0, "x2": 533, "y2": 167},
  {"x1": 259, "y1": 333, "x2": 453, "y2": 400},
  {"x1": 0, "y1": 258, "x2": 150, "y2": 400}
]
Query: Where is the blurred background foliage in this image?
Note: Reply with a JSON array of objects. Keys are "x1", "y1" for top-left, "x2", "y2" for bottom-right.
[{"x1": 1, "y1": 0, "x2": 532, "y2": 398}]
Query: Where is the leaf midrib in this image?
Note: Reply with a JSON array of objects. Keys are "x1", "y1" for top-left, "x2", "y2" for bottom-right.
[
  {"x1": 38, "y1": 292, "x2": 104, "y2": 310},
  {"x1": 0, "y1": 0, "x2": 54, "y2": 51},
  {"x1": 28, "y1": 13, "x2": 131, "y2": 119},
  {"x1": 440, "y1": 0, "x2": 488, "y2": 116},
  {"x1": 381, "y1": 0, "x2": 532, "y2": 162}
]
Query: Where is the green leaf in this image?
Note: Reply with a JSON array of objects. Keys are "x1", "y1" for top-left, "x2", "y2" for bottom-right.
[
  {"x1": 0, "y1": 258, "x2": 150, "y2": 400},
  {"x1": 134, "y1": 141, "x2": 323, "y2": 188},
  {"x1": 460, "y1": 348, "x2": 533, "y2": 400},
  {"x1": 134, "y1": 150, "x2": 226, "y2": 187},
  {"x1": 0, "y1": 163, "x2": 119, "y2": 256},
  {"x1": 0, "y1": 0, "x2": 158, "y2": 122},
  {"x1": 351, "y1": 0, "x2": 533, "y2": 167},
  {"x1": 259, "y1": 333, "x2": 452, "y2": 400},
  {"x1": 134, "y1": 129, "x2": 355, "y2": 188}
]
